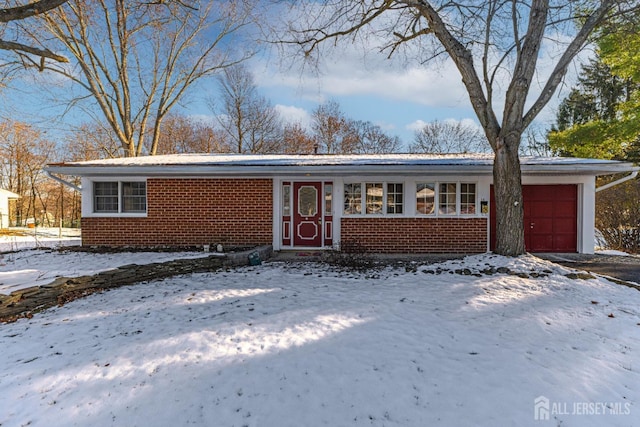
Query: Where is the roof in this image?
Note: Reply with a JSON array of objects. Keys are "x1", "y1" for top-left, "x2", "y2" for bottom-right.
[
  {"x1": 45, "y1": 153, "x2": 638, "y2": 177},
  {"x1": 0, "y1": 189, "x2": 20, "y2": 199}
]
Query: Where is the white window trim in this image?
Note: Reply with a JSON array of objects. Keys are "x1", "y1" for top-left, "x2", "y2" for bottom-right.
[{"x1": 83, "y1": 177, "x2": 148, "y2": 218}]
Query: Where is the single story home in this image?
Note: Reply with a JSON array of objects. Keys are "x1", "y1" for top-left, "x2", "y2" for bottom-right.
[
  {"x1": 45, "y1": 154, "x2": 638, "y2": 254},
  {"x1": 0, "y1": 189, "x2": 20, "y2": 229}
]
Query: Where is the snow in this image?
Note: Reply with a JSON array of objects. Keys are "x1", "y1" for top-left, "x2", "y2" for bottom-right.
[
  {"x1": 49, "y1": 152, "x2": 631, "y2": 168},
  {"x1": 1, "y1": 252, "x2": 640, "y2": 426},
  {"x1": 0, "y1": 228, "x2": 211, "y2": 295},
  {"x1": 51, "y1": 153, "x2": 498, "y2": 167},
  {"x1": 0, "y1": 227, "x2": 81, "y2": 252},
  {"x1": 596, "y1": 249, "x2": 632, "y2": 257},
  {"x1": 0, "y1": 250, "x2": 210, "y2": 295}
]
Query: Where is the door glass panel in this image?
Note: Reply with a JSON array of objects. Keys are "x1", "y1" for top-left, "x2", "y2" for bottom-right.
[
  {"x1": 298, "y1": 186, "x2": 317, "y2": 216},
  {"x1": 324, "y1": 184, "x2": 332, "y2": 215},
  {"x1": 283, "y1": 184, "x2": 291, "y2": 216}
]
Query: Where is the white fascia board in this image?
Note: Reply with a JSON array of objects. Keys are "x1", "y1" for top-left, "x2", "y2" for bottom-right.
[{"x1": 520, "y1": 164, "x2": 639, "y2": 175}]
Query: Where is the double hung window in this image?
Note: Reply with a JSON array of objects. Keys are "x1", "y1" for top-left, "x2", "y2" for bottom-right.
[{"x1": 94, "y1": 181, "x2": 147, "y2": 214}]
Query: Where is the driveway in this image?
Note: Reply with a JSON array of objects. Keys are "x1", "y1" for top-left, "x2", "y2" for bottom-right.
[{"x1": 537, "y1": 253, "x2": 640, "y2": 285}]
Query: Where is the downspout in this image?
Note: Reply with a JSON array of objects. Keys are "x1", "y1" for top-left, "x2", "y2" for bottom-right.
[
  {"x1": 595, "y1": 170, "x2": 639, "y2": 193},
  {"x1": 44, "y1": 170, "x2": 82, "y2": 192}
]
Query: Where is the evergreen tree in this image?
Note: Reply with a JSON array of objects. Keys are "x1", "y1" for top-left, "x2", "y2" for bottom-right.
[{"x1": 548, "y1": 20, "x2": 640, "y2": 162}]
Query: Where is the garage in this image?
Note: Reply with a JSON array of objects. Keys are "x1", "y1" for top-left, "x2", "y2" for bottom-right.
[{"x1": 490, "y1": 185, "x2": 578, "y2": 253}]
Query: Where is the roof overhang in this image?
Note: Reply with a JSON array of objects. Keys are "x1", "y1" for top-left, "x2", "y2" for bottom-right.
[
  {"x1": 0, "y1": 189, "x2": 20, "y2": 199},
  {"x1": 45, "y1": 154, "x2": 639, "y2": 179}
]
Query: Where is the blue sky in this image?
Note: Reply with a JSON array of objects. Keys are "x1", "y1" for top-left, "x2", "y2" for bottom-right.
[{"x1": 0, "y1": 2, "x2": 585, "y2": 152}]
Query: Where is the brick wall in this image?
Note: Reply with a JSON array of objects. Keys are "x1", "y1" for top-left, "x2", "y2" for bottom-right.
[
  {"x1": 82, "y1": 178, "x2": 273, "y2": 247},
  {"x1": 341, "y1": 217, "x2": 488, "y2": 253}
]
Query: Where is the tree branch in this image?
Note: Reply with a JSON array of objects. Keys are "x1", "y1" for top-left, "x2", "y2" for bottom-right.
[
  {"x1": 0, "y1": 39, "x2": 68, "y2": 63},
  {"x1": 523, "y1": 0, "x2": 616, "y2": 128},
  {"x1": 502, "y1": 0, "x2": 548, "y2": 135},
  {"x1": 0, "y1": 0, "x2": 68, "y2": 23},
  {"x1": 411, "y1": 1, "x2": 501, "y2": 144}
]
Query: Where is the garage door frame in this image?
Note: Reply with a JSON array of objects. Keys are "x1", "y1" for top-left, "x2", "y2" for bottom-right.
[{"x1": 490, "y1": 184, "x2": 580, "y2": 253}]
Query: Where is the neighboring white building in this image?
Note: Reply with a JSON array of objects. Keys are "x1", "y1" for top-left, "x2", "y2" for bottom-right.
[{"x1": 0, "y1": 189, "x2": 19, "y2": 229}]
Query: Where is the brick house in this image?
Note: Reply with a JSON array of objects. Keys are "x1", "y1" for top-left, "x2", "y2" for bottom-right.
[{"x1": 45, "y1": 154, "x2": 637, "y2": 253}]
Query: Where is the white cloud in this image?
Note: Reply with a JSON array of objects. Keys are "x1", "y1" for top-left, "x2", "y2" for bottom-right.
[
  {"x1": 406, "y1": 120, "x2": 427, "y2": 132},
  {"x1": 252, "y1": 3, "x2": 599, "y2": 135},
  {"x1": 187, "y1": 114, "x2": 216, "y2": 125},
  {"x1": 256, "y1": 55, "x2": 469, "y2": 109},
  {"x1": 275, "y1": 104, "x2": 312, "y2": 128}
]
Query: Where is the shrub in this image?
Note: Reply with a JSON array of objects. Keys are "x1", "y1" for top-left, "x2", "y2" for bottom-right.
[
  {"x1": 323, "y1": 238, "x2": 373, "y2": 270},
  {"x1": 596, "y1": 178, "x2": 640, "y2": 253}
]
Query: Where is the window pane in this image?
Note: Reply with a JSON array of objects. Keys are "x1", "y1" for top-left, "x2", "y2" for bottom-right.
[
  {"x1": 282, "y1": 184, "x2": 291, "y2": 216},
  {"x1": 386, "y1": 183, "x2": 403, "y2": 214},
  {"x1": 298, "y1": 186, "x2": 317, "y2": 216},
  {"x1": 366, "y1": 183, "x2": 383, "y2": 214},
  {"x1": 344, "y1": 183, "x2": 362, "y2": 214},
  {"x1": 122, "y1": 182, "x2": 146, "y2": 213},
  {"x1": 94, "y1": 182, "x2": 118, "y2": 213},
  {"x1": 460, "y1": 183, "x2": 476, "y2": 214},
  {"x1": 439, "y1": 183, "x2": 457, "y2": 215},
  {"x1": 416, "y1": 183, "x2": 435, "y2": 215},
  {"x1": 324, "y1": 184, "x2": 332, "y2": 215}
]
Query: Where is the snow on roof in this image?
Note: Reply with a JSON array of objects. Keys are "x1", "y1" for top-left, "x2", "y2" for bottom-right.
[
  {"x1": 46, "y1": 153, "x2": 637, "y2": 176},
  {"x1": 53, "y1": 153, "x2": 495, "y2": 167}
]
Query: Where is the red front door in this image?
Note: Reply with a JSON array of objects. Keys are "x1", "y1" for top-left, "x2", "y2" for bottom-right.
[{"x1": 293, "y1": 182, "x2": 323, "y2": 247}]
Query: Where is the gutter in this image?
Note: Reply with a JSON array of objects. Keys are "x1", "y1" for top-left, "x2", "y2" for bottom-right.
[
  {"x1": 595, "y1": 170, "x2": 639, "y2": 193},
  {"x1": 44, "y1": 170, "x2": 82, "y2": 192}
]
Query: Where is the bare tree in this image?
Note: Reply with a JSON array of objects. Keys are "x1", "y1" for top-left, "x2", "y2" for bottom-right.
[
  {"x1": 283, "y1": 0, "x2": 637, "y2": 255},
  {"x1": 64, "y1": 122, "x2": 122, "y2": 161},
  {"x1": 0, "y1": 0, "x2": 69, "y2": 64},
  {"x1": 410, "y1": 120, "x2": 489, "y2": 154},
  {"x1": 0, "y1": 120, "x2": 57, "y2": 226},
  {"x1": 211, "y1": 64, "x2": 284, "y2": 153},
  {"x1": 311, "y1": 100, "x2": 358, "y2": 154},
  {"x1": 351, "y1": 120, "x2": 401, "y2": 154},
  {"x1": 282, "y1": 122, "x2": 316, "y2": 153},
  {"x1": 38, "y1": 0, "x2": 254, "y2": 157},
  {"x1": 311, "y1": 100, "x2": 401, "y2": 153},
  {"x1": 155, "y1": 114, "x2": 228, "y2": 154},
  {"x1": 520, "y1": 126, "x2": 555, "y2": 157}
]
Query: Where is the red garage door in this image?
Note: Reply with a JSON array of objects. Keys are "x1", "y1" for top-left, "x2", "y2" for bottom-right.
[{"x1": 490, "y1": 185, "x2": 578, "y2": 252}]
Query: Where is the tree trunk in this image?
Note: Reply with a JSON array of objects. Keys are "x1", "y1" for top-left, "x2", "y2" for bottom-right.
[{"x1": 493, "y1": 135, "x2": 525, "y2": 256}]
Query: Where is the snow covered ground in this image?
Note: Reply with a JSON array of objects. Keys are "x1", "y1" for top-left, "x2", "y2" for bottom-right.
[
  {"x1": 0, "y1": 249, "x2": 211, "y2": 295},
  {"x1": 0, "y1": 227, "x2": 81, "y2": 252},
  {"x1": 1, "y1": 252, "x2": 639, "y2": 426},
  {"x1": 0, "y1": 228, "x2": 212, "y2": 295}
]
